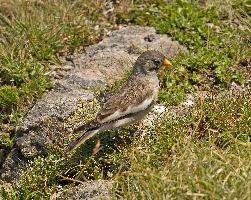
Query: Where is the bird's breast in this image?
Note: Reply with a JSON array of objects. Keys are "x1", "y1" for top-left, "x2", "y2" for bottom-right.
[{"x1": 147, "y1": 74, "x2": 159, "y2": 99}]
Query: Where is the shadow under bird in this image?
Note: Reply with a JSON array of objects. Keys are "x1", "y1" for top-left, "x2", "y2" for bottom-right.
[{"x1": 65, "y1": 50, "x2": 172, "y2": 153}]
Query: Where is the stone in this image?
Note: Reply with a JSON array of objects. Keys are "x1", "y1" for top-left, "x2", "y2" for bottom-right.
[{"x1": 54, "y1": 180, "x2": 113, "y2": 200}]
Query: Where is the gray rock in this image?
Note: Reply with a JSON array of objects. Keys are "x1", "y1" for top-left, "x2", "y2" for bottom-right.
[
  {"x1": 0, "y1": 148, "x2": 25, "y2": 183},
  {"x1": 55, "y1": 180, "x2": 113, "y2": 200},
  {"x1": 0, "y1": 26, "x2": 186, "y2": 186},
  {"x1": 18, "y1": 90, "x2": 94, "y2": 132},
  {"x1": 52, "y1": 26, "x2": 186, "y2": 90},
  {"x1": 55, "y1": 51, "x2": 134, "y2": 90}
]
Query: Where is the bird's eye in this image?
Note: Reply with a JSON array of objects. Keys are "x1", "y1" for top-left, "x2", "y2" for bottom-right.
[{"x1": 154, "y1": 60, "x2": 161, "y2": 65}]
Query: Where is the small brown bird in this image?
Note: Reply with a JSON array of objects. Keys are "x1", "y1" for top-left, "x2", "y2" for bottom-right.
[{"x1": 66, "y1": 50, "x2": 172, "y2": 152}]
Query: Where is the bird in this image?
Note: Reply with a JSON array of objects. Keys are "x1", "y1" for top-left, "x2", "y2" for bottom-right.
[{"x1": 65, "y1": 50, "x2": 172, "y2": 153}]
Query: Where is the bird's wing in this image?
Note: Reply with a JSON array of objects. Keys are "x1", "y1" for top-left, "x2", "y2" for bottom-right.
[
  {"x1": 96, "y1": 76, "x2": 157, "y2": 124},
  {"x1": 73, "y1": 120, "x2": 101, "y2": 133}
]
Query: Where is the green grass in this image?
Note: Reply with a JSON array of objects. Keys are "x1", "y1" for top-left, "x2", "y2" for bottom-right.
[
  {"x1": 118, "y1": 0, "x2": 250, "y2": 105},
  {"x1": 113, "y1": 90, "x2": 251, "y2": 199},
  {"x1": 0, "y1": 0, "x2": 105, "y2": 125},
  {"x1": 1, "y1": 0, "x2": 251, "y2": 199}
]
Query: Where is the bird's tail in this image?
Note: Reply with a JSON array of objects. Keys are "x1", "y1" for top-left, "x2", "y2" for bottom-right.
[{"x1": 65, "y1": 128, "x2": 100, "y2": 153}]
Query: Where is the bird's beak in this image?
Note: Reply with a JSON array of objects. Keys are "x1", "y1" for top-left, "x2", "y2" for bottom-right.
[{"x1": 162, "y1": 58, "x2": 172, "y2": 67}]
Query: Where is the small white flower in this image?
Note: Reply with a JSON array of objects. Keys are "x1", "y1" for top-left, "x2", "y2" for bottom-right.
[{"x1": 153, "y1": 105, "x2": 166, "y2": 114}]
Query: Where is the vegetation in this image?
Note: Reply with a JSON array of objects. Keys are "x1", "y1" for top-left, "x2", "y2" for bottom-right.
[
  {"x1": 0, "y1": 0, "x2": 250, "y2": 199},
  {"x1": 119, "y1": 0, "x2": 250, "y2": 105},
  {"x1": 0, "y1": 0, "x2": 108, "y2": 126},
  {"x1": 113, "y1": 91, "x2": 251, "y2": 199}
]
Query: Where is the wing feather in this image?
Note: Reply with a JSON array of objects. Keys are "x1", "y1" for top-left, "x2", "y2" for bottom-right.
[{"x1": 96, "y1": 76, "x2": 157, "y2": 124}]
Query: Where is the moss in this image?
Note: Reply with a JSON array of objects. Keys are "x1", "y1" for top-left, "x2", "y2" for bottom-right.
[
  {"x1": 64, "y1": 98, "x2": 101, "y2": 142},
  {"x1": 0, "y1": 133, "x2": 14, "y2": 149},
  {"x1": 19, "y1": 154, "x2": 66, "y2": 199},
  {"x1": 0, "y1": 86, "x2": 19, "y2": 112}
]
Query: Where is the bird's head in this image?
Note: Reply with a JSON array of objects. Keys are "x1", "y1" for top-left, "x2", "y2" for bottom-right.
[{"x1": 133, "y1": 50, "x2": 172, "y2": 74}]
